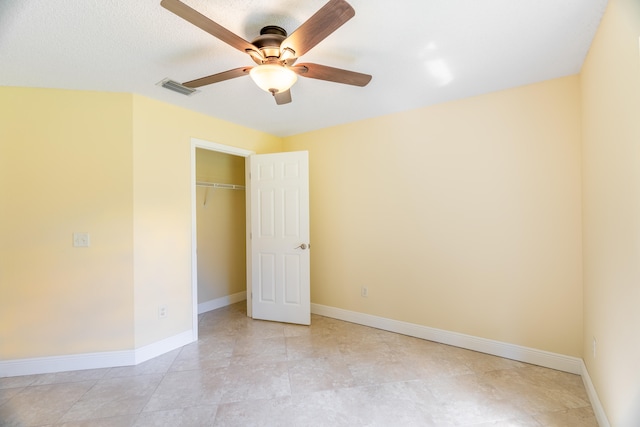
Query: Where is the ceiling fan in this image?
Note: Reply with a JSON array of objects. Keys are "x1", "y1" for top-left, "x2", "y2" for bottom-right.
[{"x1": 160, "y1": 0, "x2": 372, "y2": 105}]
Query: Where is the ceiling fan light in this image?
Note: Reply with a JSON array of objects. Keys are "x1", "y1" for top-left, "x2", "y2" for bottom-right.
[{"x1": 249, "y1": 64, "x2": 297, "y2": 94}]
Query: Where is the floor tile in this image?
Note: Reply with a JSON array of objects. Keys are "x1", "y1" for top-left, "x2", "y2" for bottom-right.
[
  {"x1": 338, "y1": 339, "x2": 394, "y2": 362},
  {"x1": 53, "y1": 414, "x2": 139, "y2": 427},
  {"x1": 346, "y1": 356, "x2": 421, "y2": 386},
  {"x1": 220, "y1": 361, "x2": 290, "y2": 404},
  {"x1": 60, "y1": 374, "x2": 163, "y2": 422},
  {"x1": 0, "y1": 375, "x2": 40, "y2": 389},
  {"x1": 133, "y1": 405, "x2": 217, "y2": 427},
  {"x1": 0, "y1": 386, "x2": 24, "y2": 407},
  {"x1": 231, "y1": 336, "x2": 287, "y2": 365},
  {"x1": 533, "y1": 406, "x2": 599, "y2": 427},
  {"x1": 0, "y1": 380, "x2": 96, "y2": 426},
  {"x1": 287, "y1": 357, "x2": 355, "y2": 394},
  {"x1": 30, "y1": 368, "x2": 111, "y2": 386},
  {"x1": 169, "y1": 336, "x2": 235, "y2": 372},
  {"x1": 290, "y1": 382, "x2": 440, "y2": 427},
  {"x1": 481, "y1": 367, "x2": 590, "y2": 415},
  {"x1": 0, "y1": 302, "x2": 598, "y2": 426},
  {"x1": 213, "y1": 396, "x2": 293, "y2": 427},
  {"x1": 456, "y1": 348, "x2": 529, "y2": 374},
  {"x1": 142, "y1": 368, "x2": 226, "y2": 412},
  {"x1": 105, "y1": 349, "x2": 180, "y2": 379},
  {"x1": 468, "y1": 416, "x2": 543, "y2": 426},
  {"x1": 285, "y1": 334, "x2": 342, "y2": 361},
  {"x1": 426, "y1": 373, "x2": 530, "y2": 425}
]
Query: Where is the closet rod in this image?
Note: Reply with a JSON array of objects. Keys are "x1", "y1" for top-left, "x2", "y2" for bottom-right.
[{"x1": 196, "y1": 181, "x2": 245, "y2": 190}]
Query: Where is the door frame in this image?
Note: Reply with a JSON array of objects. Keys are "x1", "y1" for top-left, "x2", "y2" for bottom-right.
[{"x1": 190, "y1": 138, "x2": 254, "y2": 340}]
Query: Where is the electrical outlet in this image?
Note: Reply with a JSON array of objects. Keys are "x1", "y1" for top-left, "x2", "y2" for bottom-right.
[
  {"x1": 158, "y1": 305, "x2": 168, "y2": 319},
  {"x1": 361, "y1": 286, "x2": 368, "y2": 297},
  {"x1": 592, "y1": 337, "x2": 597, "y2": 359}
]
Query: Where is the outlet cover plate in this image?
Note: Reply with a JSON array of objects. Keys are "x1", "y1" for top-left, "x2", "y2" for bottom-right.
[{"x1": 73, "y1": 232, "x2": 90, "y2": 247}]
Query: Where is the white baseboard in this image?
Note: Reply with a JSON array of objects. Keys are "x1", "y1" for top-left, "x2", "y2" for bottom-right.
[
  {"x1": 581, "y1": 360, "x2": 611, "y2": 427},
  {"x1": 0, "y1": 329, "x2": 194, "y2": 378},
  {"x1": 0, "y1": 350, "x2": 134, "y2": 378},
  {"x1": 1, "y1": 292, "x2": 247, "y2": 378},
  {"x1": 198, "y1": 291, "x2": 247, "y2": 314},
  {"x1": 311, "y1": 303, "x2": 583, "y2": 375},
  {"x1": 134, "y1": 329, "x2": 194, "y2": 365}
]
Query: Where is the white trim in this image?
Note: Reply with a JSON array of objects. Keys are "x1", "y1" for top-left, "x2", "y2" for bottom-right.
[
  {"x1": 191, "y1": 138, "x2": 254, "y2": 157},
  {"x1": 198, "y1": 291, "x2": 247, "y2": 314},
  {"x1": 581, "y1": 360, "x2": 611, "y2": 427},
  {"x1": 245, "y1": 155, "x2": 253, "y2": 319},
  {"x1": 311, "y1": 303, "x2": 583, "y2": 375},
  {"x1": 134, "y1": 329, "x2": 193, "y2": 365},
  {"x1": 0, "y1": 351, "x2": 134, "y2": 378},
  {"x1": 0, "y1": 330, "x2": 193, "y2": 378},
  {"x1": 190, "y1": 138, "x2": 255, "y2": 345}
]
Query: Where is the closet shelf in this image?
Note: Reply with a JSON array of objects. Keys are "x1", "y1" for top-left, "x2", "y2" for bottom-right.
[
  {"x1": 196, "y1": 181, "x2": 245, "y2": 190},
  {"x1": 197, "y1": 181, "x2": 245, "y2": 207}
]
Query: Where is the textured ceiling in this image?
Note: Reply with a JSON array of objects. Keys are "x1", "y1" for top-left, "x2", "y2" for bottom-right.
[{"x1": 0, "y1": 0, "x2": 607, "y2": 137}]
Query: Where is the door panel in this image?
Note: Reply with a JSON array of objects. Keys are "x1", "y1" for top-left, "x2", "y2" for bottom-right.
[
  {"x1": 284, "y1": 254, "x2": 301, "y2": 304},
  {"x1": 248, "y1": 151, "x2": 310, "y2": 325},
  {"x1": 259, "y1": 253, "x2": 276, "y2": 302}
]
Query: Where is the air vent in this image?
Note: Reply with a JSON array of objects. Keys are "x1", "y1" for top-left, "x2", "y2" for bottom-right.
[{"x1": 157, "y1": 78, "x2": 198, "y2": 96}]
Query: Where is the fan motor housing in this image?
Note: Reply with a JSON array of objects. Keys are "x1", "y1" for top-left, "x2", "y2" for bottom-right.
[{"x1": 251, "y1": 26, "x2": 288, "y2": 62}]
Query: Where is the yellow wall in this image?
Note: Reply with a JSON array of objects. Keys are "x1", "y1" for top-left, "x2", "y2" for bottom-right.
[
  {"x1": 131, "y1": 95, "x2": 281, "y2": 348},
  {"x1": 0, "y1": 88, "x2": 282, "y2": 358},
  {"x1": 284, "y1": 75, "x2": 583, "y2": 356},
  {"x1": 195, "y1": 149, "x2": 246, "y2": 303},
  {"x1": 0, "y1": 75, "x2": 590, "y2": 370},
  {"x1": 581, "y1": 0, "x2": 640, "y2": 425},
  {"x1": 0, "y1": 87, "x2": 135, "y2": 359}
]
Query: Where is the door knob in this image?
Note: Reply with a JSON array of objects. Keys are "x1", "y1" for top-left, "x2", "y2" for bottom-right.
[{"x1": 295, "y1": 243, "x2": 308, "y2": 250}]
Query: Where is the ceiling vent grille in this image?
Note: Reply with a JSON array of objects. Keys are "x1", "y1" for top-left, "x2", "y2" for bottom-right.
[{"x1": 157, "y1": 78, "x2": 198, "y2": 96}]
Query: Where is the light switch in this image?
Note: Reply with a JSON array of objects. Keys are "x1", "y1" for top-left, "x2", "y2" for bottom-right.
[{"x1": 73, "y1": 232, "x2": 90, "y2": 247}]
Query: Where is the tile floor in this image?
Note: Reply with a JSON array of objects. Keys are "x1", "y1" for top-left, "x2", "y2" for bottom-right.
[{"x1": 1, "y1": 303, "x2": 598, "y2": 426}]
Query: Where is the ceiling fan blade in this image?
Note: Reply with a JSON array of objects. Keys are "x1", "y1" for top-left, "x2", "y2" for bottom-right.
[
  {"x1": 274, "y1": 90, "x2": 292, "y2": 105},
  {"x1": 281, "y1": 0, "x2": 355, "y2": 58},
  {"x1": 182, "y1": 67, "x2": 252, "y2": 88},
  {"x1": 161, "y1": 0, "x2": 258, "y2": 55},
  {"x1": 293, "y1": 63, "x2": 371, "y2": 87}
]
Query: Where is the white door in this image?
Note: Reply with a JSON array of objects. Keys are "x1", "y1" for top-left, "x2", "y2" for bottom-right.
[{"x1": 247, "y1": 151, "x2": 310, "y2": 325}]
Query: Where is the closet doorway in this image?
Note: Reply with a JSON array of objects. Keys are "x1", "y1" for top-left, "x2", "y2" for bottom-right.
[
  {"x1": 190, "y1": 139, "x2": 253, "y2": 339},
  {"x1": 190, "y1": 138, "x2": 311, "y2": 339}
]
